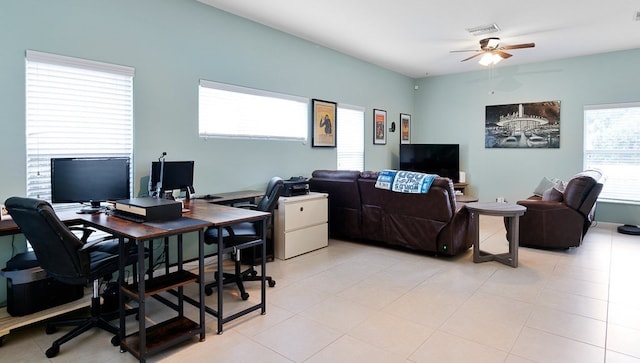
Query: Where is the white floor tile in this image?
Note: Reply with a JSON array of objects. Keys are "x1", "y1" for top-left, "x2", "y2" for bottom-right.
[{"x1": 4, "y1": 217, "x2": 638, "y2": 363}]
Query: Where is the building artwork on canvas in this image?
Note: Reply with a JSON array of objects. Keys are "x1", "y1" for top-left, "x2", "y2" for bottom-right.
[{"x1": 485, "y1": 101, "x2": 560, "y2": 148}]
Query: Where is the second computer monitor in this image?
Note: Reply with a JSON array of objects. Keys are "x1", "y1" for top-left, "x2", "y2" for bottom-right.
[{"x1": 149, "y1": 160, "x2": 195, "y2": 196}]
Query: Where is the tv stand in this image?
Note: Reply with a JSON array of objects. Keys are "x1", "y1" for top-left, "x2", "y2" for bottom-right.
[{"x1": 453, "y1": 182, "x2": 468, "y2": 195}]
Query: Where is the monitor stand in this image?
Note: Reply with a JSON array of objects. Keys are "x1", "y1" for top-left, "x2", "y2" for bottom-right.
[{"x1": 77, "y1": 202, "x2": 104, "y2": 214}]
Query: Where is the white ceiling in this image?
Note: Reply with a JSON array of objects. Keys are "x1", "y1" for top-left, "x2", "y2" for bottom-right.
[{"x1": 198, "y1": 0, "x2": 640, "y2": 78}]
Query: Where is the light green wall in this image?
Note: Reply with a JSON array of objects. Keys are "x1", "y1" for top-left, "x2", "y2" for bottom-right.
[
  {"x1": 0, "y1": 1, "x2": 638, "y2": 305},
  {"x1": 413, "y1": 49, "x2": 640, "y2": 225},
  {"x1": 0, "y1": 0, "x2": 414, "y2": 202},
  {"x1": 0, "y1": 0, "x2": 413, "y2": 305}
]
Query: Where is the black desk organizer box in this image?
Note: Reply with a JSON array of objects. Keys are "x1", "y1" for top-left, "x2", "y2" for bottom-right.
[{"x1": 1, "y1": 251, "x2": 84, "y2": 316}]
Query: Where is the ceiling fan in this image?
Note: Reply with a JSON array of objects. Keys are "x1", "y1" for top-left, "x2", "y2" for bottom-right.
[{"x1": 452, "y1": 37, "x2": 535, "y2": 65}]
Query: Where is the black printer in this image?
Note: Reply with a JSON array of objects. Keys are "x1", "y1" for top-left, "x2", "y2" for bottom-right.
[{"x1": 282, "y1": 176, "x2": 309, "y2": 197}]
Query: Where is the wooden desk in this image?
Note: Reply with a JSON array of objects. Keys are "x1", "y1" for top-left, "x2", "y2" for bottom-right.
[
  {"x1": 97, "y1": 200, "x2": 268, "y2": 361},
  {"x1": 182, "y1": 200, "x2": 269, "y2": 333},
  {"x1": 0, "y1": 200, "x2": 269, "y2": 362},
  {"x1": 199, "y1": 190, "x2": 263, "y2": 206}
]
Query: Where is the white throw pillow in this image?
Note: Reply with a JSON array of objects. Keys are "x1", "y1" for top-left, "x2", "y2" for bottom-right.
[{"x1": 533, "y1": 177, "x2": 556, "y2": 196}]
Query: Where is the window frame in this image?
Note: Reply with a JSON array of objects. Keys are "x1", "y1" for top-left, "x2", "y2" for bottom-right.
[
  {"x1": 198, "y1": 80, "x2": 309, "y2": 142},
  {"x1": 584, "y1": 102, "x2": 640, "y2": 204},
  {"x1": 336, "y1": 104, "x2": 365, "y2": 171},
  {"x1": 25, "y1": 50, "x2": 134, "y2": 204}
]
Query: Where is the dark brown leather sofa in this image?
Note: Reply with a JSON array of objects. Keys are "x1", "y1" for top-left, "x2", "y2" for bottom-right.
[
  {"x1": 506, "y1": 169, "x2": 604, "y2": 249},
  {"x1": 309, "y1": 170, "x2": 474, "y2": 256}
]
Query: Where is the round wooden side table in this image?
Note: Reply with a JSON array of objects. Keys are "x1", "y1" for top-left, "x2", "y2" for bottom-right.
[{"x1": 465, "y1": 202, "x2": 526, "y2": 268}]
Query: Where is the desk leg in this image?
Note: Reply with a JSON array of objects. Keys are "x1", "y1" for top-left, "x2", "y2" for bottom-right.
[
  {"x1": 118, "y1": 236, "x2": 126, "y2": 352},
  {"x1": 507, "y1": 216, "x2": 520, "y2": 268},
  {"x1": 217, "y1": 226, "x2": 224, "y2": 334},
  {"x1": 198, "y1": 229, "x2": 206, "y2": 341},
  {"x1": 261, "y1": 218, "x2": 267, "y2": 315},
  {"x1": 177, "y1": 235, "x2": 184, "y2": 316},
  {"x1": 137, "y1": 240, "x2": 147, "y2": 357}
]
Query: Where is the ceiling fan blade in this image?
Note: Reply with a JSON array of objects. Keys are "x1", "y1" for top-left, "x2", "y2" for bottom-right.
[
  {"x1": 450, "y1": 49, "x2": 478, "y2": 53},
  {"x1": 495, "y1": 51, "x2": 512, "y2": 59},
  {"x1": 500, "y1": 42, "x2": 535, "y2": 50},
  {"x1": 460, "y1": 52, "x2": 484, "y2": 62}
]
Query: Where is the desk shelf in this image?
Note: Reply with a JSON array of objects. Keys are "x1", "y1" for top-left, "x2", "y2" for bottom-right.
[
  {"x1": 120, "y1": 316, "x2": 200, "y2": 359},
  {"x1": 121, "y1": 270, "x2": 198, "y2": 299},
  {"x1": 120, "y1": 268, "x2": 201, "y2": 361}
]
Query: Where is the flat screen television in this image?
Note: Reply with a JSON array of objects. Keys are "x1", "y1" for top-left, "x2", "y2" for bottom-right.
[
  {"x1": 149, "y1": 160, "x2": 195, "y2": 197},
  {"x1": 399, "y1": 144, "x2": 460, "y2": 182},
  {"x1": 51, "y1": 157, "x2": 131, "y2": 213}
]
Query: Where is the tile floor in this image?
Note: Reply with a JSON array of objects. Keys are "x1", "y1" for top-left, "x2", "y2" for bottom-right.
[{"x1": 3, "y1": 216, "x2": 640, "y2": 362}]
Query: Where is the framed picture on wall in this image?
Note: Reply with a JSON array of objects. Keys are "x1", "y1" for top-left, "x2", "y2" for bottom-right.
[
  {"x1": 400, "y1": 113, "x2": 411, "y2": 144},
  {"x1": 485, "y1": 100, "x2": 560, "y2": 148},
  {"x1": 373, "y1": 109, "x2": 387, "y2": 145},
  {"x1": 311, "y1": 99, "x2": 337, "y2": 147}
]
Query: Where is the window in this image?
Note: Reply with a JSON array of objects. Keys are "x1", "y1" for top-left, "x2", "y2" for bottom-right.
[
  {"x1": 337, "y1": 105, "x2": 364, "y2": 170},
  {"x1": 199, "y1": 80, "x2": 308, "y2": 141},
  {"x1": 584, "y1": 103, "x2": 640, "y2": 203},
  {"x1": 25, "y1": 50, "x2": 134, "y2": 203}
]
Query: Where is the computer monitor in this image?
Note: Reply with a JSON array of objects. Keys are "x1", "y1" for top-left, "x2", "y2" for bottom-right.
[
  {"x1": 149, "y1": 161, "x2": 195, "y2": 197},
  {"x1": 51, "y1": 157, "x2": 131, "y2": 213}
]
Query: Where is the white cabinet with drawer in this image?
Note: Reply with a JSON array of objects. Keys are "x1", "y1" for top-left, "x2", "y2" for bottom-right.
[{"x1": 275, "y1": 192, "x2": 328, "y2": 259}]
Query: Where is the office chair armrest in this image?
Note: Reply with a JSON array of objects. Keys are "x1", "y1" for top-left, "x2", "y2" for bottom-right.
[
  {"x1": 224, "y1": 226, "x2": 236, "y2": 237},
  {"x1": 234, "y1": 203, "x2": 258, "y2": 210},
  {"x1": 69, "y1": 226, "x2": 97, "y2": 243}
]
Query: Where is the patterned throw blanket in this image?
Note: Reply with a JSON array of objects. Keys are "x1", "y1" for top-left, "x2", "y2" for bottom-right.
[{"x1": 375, "y1": 169, "x2": 437, "y2": 193}]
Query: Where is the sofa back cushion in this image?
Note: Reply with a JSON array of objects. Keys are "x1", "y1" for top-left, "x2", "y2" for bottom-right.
[
  {"x1": 309, "y1": 170, "x2": 362, "y2": 238},
  {"x1": 357, "y1": 172, "x2": 457, "y2": 250},
  {"x1": 563, "y1": 170, "x2": 603, "y2": 213}
]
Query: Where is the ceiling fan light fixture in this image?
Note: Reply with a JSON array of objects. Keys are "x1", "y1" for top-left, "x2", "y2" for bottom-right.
[{"x1": 479, "y1": 53, "x2": 503, "y2": 66}]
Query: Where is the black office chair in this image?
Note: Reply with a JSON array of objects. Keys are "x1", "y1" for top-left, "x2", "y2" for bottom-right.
[
  {"x1": 203, "y1": 176, "x2": 283, "y2": 300},
  {"x1": 4, "y1": 197, "x2": 139, "y2": 358}
]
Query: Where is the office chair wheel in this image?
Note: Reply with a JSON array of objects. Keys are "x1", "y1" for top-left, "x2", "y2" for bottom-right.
[
  {"x1": 45, "y1": 325, "x2": 58, "y2": 334},
  {"x1": 268, "y1": 280, "x2": 276, "y2": 287},
  {"x1": 111, "y1": 335, "x2": 120, "y2": 346},
  {"x1": 46, "y1": 345, "x2": 59, "y2": 358},
  {"x1": 205, "y1": 286, "x2": 213, "y2": 296},
  {"x1": 241, "y1": 292, "x2": 250, "y2": 300}
]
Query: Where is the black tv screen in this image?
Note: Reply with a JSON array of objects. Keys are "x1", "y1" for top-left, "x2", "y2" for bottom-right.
[
  {"x1": 51, "y1": 157, "x2": 131, "y2": 212},
  {"x1": 399, "y1": 144, "x2": 460, "y2": 182}
]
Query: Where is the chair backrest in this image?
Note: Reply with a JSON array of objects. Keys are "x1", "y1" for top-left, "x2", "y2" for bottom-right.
[
  {"x1": 4, "y1": 197, "x2": 89, "y2": 285},
  {"x1": 256, "y1": 177, "x2": 284, "y2": 214}
]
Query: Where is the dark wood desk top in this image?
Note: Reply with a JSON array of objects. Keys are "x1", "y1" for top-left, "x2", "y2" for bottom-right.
[
  {"x1": 198, "y1": 190, "x2": 263, "y2": 205},
  {"x1": 0, "y1": 199, "x2": 269, "y2": 240}
]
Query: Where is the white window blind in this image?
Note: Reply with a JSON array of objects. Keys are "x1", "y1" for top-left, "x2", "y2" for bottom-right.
[
  {"x1": 25, "y1": 50, "x2": 134, "y2": 202},
  {"x1": 584, "y1": 103, "x2": 640, "y2": 203},
  {"x1": 199, "y1": 80, "x2": 308, "y2": 141},
  {"x1": 337, "y1": 104, "x2": 364, "y2": 170}
]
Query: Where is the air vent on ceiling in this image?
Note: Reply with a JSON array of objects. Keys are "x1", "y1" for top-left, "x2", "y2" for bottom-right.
[
  {"x1": 635, "y1": 11, "x2": 640, "y2": 21},
  {"x1": 466, "y1": 23, "x2": 500, "y2": 36}
]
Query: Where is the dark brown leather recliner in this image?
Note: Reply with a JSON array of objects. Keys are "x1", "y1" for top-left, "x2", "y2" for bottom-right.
[{"x1": 507, "y1": 170, "x2": 604, "y2": 249}]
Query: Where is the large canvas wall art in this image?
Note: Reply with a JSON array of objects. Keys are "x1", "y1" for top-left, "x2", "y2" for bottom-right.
[{"x1": 485, "y1": 101, "x2": 560, "y2": 148}]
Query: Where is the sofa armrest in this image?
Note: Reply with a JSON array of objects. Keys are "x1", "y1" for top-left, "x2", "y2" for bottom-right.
[
  {"x1": 510, "y1": 199, "x2": 585, "y2": 248},
  {"x1": 437, "y1": 206, "x2": 474, "y2": 255}
]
